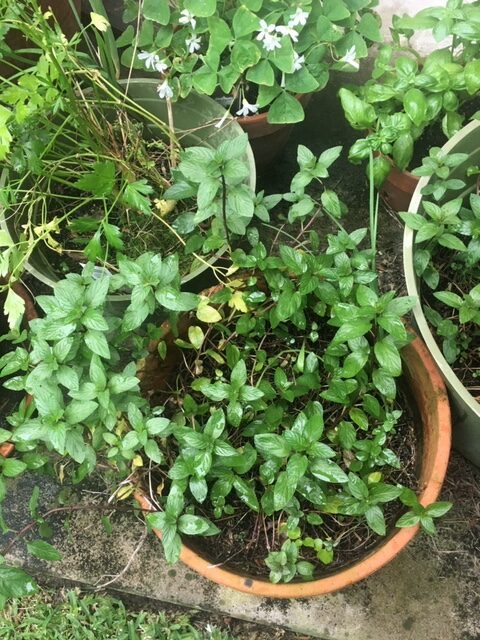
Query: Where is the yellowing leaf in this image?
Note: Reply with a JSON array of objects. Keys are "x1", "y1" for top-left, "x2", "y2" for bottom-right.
[
  {"x1": 154, "y1": 199, "x2": 176, "y2": 217},
  {"x1": 197, "y1": 302, "x2": 222, "y2": 323},
  {"x1": 227, "y1": 279, "x2": 245, "y2": 288},
  {"x1": 116, "y1": 484, "x2": 134, "y2": 500},
  {"x1": 228, "y1": 290, "x2": 248, "y2": 312},
  {"x1": 188, "y1": 325, "x2": 205, "y2": 349},
  {"x1": 226, "y1": 264, "x2": 240, "y2": 276},
  {"x1": 90, "y1": 12, "x2": 110, "y2": 31},
  {"x1": 5, "y1": 287, "x2": 25, "y2": 329},
  {"x1": 0, "y1": 230, "x2": 13, "y2": 247},
  {"x1": 132, "y1": 455, "x2": 143, "y2": 469}
]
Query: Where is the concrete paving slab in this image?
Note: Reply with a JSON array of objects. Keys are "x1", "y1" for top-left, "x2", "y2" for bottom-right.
[{"x1": 2, "y1": 452, "x2": 478, "y2": 640}]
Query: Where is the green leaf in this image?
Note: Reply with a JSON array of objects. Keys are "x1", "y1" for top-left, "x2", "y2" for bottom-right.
[
  {"x1": 358, "y1": 12, "x2": 382, "y2": 42},
  {"x1": 177, "y1": 514, "x2": 215, "y2": 535},
  {"x1": 121, "y1": 180, "x2": 153, "y2": 215},
  {"x1": 365, "y1": 505, "x2": 386, "y2": 536},
  {"x1": 73, "y1": 161, "x2": 115, "y2": 197},
  {"x1": 85, "y1": 330, "x2": 110, "y2": 359},
  {"x1": 333, "y1": 321, "x2": 371, "y2": 343},
  {"x1": 2, "y1": 458, "x2": 27, "y2": 477},
  {"x1": 339, "y1": 88, "x2": 376, "y2": 130},
  {"x1": 64, "y1": 400, "x2": 98, "y2": 424},
  {"x1": 392, "y1": 133, "x2": 414, "y2": 171},
  {"x1": 396, "y1": 511, "x2": 420, "y2": 528},
  {"x1": 185, "y1": 0, "x2": 216, "y2": 17},
  {"x1": 26, "y1": 540, "x2": 62, "y2": 561},
  {"x1": 267, "y1": 92, "x2": 304, "y2": 125},
  {"x1": 310, "y1": 459, "x2": 348, "y2": 483},
  {"x1": 232, "y1": 6, "x2": 259, "y2": 38},
  {"x1": 464, "y1": 60, "x2": 480, "y2": 95},
  {"x1": 374, "y1": 337, "x2": 402, "y2": 376},
  {"x1": 254, "y1": 434, "x2": 291, "y2": 458},
  {"x1": 156, "y1": 288, "x2": 200, "y2": 311},
  {"x1": 425, "y1": 501, "x2": 452, "y2": 517},
  {"x1": 144, "y1": 439, "x2": 163, "y2": 464},
  {"x1": 4, "y1": 287, "x2": 25, "y2": 329},
  {"x1": 404, "y1": 88, "x2": 427, "y2": 127},
  {"x1": 230, "y1": 359, "x2": 247, "y2": 388},
  {"x1": 246, "y1": 59, "x2": 274, "y2": 86},
  {"x1": 0, "y1": 565, "x2": 37, "y2": 598},
  {"x1": 233, "y1": 476, "x2": 259, "y2": 511},
  {"x1": 143, "y1": 0, "x2": 170, "y2": 23},
  {"x1": 231, "y1": 40, "x2": 261, "y2": 72}
]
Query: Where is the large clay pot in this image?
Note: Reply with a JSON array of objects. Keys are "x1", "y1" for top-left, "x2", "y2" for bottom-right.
[
  {"x1": 403, "y1": 118, "x2": 480, "y2": 467},
  {"x1": 136, "y1": 328, "x2": 451, "y2": 598}
]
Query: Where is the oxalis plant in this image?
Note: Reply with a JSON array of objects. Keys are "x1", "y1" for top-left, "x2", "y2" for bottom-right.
[
  {"x1": 116, "y1": 0, "x2": 382, "y2": 124},
  {"x1": 0, "y1": 147, "x2": 452, "y2": 600},
  {"x1": 339, "y1": 0, "x2": 480, "y2": 186},
  {"x1": 400, "y1": 151, "x2": 480, "y2": 381}
]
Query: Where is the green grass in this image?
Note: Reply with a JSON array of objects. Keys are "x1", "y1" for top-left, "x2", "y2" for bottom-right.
[{"x1": 0, "y1": 589, "x2": 237, "y2": 640}]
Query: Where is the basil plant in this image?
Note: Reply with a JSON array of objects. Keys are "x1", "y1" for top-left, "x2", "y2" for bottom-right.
[{"x1": 339, "y1": 0, "x2": 480, "y2": 186}]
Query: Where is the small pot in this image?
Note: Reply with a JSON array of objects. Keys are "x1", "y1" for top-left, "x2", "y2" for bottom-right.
[
  {"x1": 403, "y1": 118, "x2": 480, "y2": 467},
  {"x1": 136, "y1": 329, "x2": 451, "y2": 598},
  {"x1": 237, "y1": 93, "x2": 312, "y2": 173},
  {"x1": 0, "y1": 281, "x2": 37, "y2": 458},
  {"x1": 380, "y1": 163, "x2": 419, "y2": 212},
  {"x1": 0, "y1": 0, "x2": 81, "y2": 78}
]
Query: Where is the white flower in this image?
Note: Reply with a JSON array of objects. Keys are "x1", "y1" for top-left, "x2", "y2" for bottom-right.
[
  {"x1": 236, "y1": 99, "x2": 259, "y2": 118},
  {"x1": 186, "y1": 33, "x2": 202, "y2": 53},
  {"x1": 157, "y1": 79, "x2": 173, "y2": 100},
  {"x1": 256, "y1": 19, "x2": 276, "y2": 42},
  {"x1": 262, "y1": 33, "x2": 282, "y2": 52},
  {"x1": 276, "y1": 25, "x2": 299, "y2": 42},
  {"x1": 340, "y1": 45, "x2": 359, "y2": 70},
  {"x1": 138, "y1": 50, "x2": 168, "y2": 73},
  {"x1": 293, "y1": 51, "x2": 305, "y2": 72},
  {"x1": 288, "y1": 7, "x2": 309, "y2": 28},
  {"x1": 179, "y1": 8, "x2": 196, "y2": 29}
]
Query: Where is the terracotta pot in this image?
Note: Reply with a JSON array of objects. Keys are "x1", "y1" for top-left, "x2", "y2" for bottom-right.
[
  {"x1": 136, "y1": 329, "x2": 451, "y2": 598},
  {"x1": 0, "y1": 0, "x2": 81, "y2": 78},
  {"x1": 381, "y1": 164, "x2": 419, "y2": 212},
  {"x1": 237, "y1": 93, "x2": 312, "y2": 172},
  {"x1": 0, "y1": 281, "x2": 37, "y2": 458}
]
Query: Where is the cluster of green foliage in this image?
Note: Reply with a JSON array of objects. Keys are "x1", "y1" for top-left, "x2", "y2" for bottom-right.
[
  {"x1": 340, "y1": 0, "x2": 480, "y2": 185},
  {"x1": 0, "y1": 1, "x2": 257, "y2": 329},
  {"x1": 0, "y1": 146, "x2": 452, "y2": 593},
  {"x1": 121, "y1": 0, "x2": 381, "y2": 124},
  {"x1": 1, "y1": 588, "x2": 238, "y2": 639},
  {"x1": 401, "y1": 151, "x2": 480, "y2": 367}
]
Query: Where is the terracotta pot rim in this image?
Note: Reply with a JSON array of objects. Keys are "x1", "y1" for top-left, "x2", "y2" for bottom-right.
[{"x1": 136, "y1": 329, "x2": 451, "y2": 598}]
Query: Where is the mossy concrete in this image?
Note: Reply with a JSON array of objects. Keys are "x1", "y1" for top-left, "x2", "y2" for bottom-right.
[{"x1": 2, "y1": 451, "x2": 479, "y2": 640}]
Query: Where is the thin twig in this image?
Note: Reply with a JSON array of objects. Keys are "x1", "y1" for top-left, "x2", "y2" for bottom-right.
[{"x1": 94, "y1": 528, "x2": 149, "y2": 590}]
